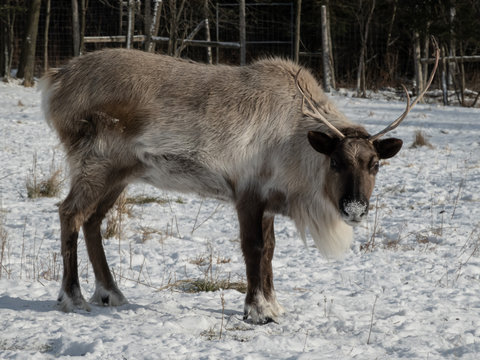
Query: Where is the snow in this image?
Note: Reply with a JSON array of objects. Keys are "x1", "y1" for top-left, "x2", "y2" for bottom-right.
[{"x1": 1, "y1": 80, "x2": 480, "y2": 359}]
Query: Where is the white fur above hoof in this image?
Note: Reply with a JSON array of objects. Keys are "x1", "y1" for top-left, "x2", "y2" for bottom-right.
[
  {"x1": 90, "y1": 283, "x2": 128, "y2": 307},
  {"x1": 57, "y1": 288, "x2": 91, "y2": 313},
  {"x1": 243, "y1": 292, "x2": 284, "y2": 324}
]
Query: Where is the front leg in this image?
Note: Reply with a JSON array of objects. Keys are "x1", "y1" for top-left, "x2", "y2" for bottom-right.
[{"x1": 236, "y1": 190, "x2": 283, "y2": 324}]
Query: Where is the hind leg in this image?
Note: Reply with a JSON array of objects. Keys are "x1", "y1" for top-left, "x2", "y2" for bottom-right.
[
  {"x1": 83, "y1": 184, "x2": 128, "y2": 307},
  {"x1": 57, "y1": 177, "x2": 105, "y2": 312},
  {"x1": 57, "y1": 153, "x2": 139, "y2": 312}
]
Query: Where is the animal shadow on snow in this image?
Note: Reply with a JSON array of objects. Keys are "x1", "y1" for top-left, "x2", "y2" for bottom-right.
[
  {"x1": 0, "y1": 295, "x2": 58, "y2": 313},
  {"x1": 0, "y1": 295, "x2": 143, "y2": 315}
]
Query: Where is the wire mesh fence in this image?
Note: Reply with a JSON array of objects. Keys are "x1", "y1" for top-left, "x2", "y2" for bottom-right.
[
  {"x1": 216, "y1": 2, "x2": 293, "y2": 63},
  {"x1": 1, "y1": 0, "x2": 479, "y2": 103}
]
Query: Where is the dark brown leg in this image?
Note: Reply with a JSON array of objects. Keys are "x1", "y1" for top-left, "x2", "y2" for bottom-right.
[
  {"x1": 58, "y1": 177, "x2": 105, "y2": 312},
  {"x1": 261, "y1": 216, "x2": 275, "y2": 301},
  {"x1": 237, "y1": 191, "x2": 283, "y2": 324},
  {"x1": 83, "y1": 184, "x2": 128, "y2": 306}
]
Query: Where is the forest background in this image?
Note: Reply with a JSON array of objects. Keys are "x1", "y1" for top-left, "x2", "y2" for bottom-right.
[{"x1": 0, "y1": 0, "x2": 479, "y2": 105}]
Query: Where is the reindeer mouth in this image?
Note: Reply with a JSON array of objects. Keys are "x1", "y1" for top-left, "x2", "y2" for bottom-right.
[{"x1": 342, "y1": 217, "x2": 363, "y2": 227}]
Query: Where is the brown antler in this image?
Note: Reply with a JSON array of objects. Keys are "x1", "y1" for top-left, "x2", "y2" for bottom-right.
[
  {"x1": 295, "y1": 70, "x2": 346, "y2": 139},
  {"x1": 369, "y1": 40, "x2": 440, "y2": 142}
]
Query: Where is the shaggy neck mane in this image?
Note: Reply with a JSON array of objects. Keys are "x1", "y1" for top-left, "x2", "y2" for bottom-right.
[{"x1": 289, "y1": 190, "x2": 353, "y2": 258}]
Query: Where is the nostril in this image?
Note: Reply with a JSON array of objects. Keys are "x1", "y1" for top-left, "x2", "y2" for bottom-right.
[{"x1": 341, "y1": 199, "x2": 368, "y2": 218}]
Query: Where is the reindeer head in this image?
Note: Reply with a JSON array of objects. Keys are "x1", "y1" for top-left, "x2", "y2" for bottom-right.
[
  {"x1": 307, "y1": 130, "x2": 402, "y2": 225},
  {"x1": 296, "y1": 45, "x2": 439, "y2": 226}
]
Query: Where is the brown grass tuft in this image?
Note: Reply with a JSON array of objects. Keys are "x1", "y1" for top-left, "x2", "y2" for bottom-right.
[
  {"x1": 410, "y1": 130, "x2": 434, "y2": 149},
  {"x1": 26, "y1": 152, "x2": 63, "y2": 199},
  {"x1": 103, "y1": 192, "x2": 132, "y2": 239},
  {"x1": 26, "y1": 169, "x2": 62, "y2": 199}
]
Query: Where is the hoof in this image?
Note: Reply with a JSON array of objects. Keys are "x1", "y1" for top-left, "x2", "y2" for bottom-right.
[
  {"x1": 90, "y1": 282, "x2": 128, "y2": 307},
  {"x1": 243, "y1": 291, "x2": 284, "y2": 324},
  {"x1": 57, "y1": 288, "x2": 91, "y2": 312},
  {"x1": 243, "y1": 312, "x2": 276, "y2": 325}
]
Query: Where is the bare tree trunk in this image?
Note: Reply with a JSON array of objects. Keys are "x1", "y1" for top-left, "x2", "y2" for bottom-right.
[
  {"x1": 175, "y1": 0, "x2": 186, "y2": 53},
  {"x1": 167, "y1": 0, "x2": 177, "y2": 55},
  {"x1": 356, "y1": 0, "x2": 375, "y2": 97},
  {"x1": 119, "y1": 0, "x2": 123, "y2": 35},
  {"x1": 413, "y1": 32, "x2": 424, "y2": 97},
  {"x1": 326, "y1": 2, "x2": 335, "y2": 89},
  {"x1": 215, "y1": 4, "x2": 219, "y2": 64},
  {"x1": 204, "y1": 0, "x2": 212, "y2": 64},
  {"x1": 448, "y1": 3, "x2": 456, "y2": 87},
  {"x1": 385, "y1": 0, "x2": 397, "y2": 81},
  {"x1": 17, "y1": 0, "x2": 41, "y2": 87},
  {"x1": 144, "y1": 0, "x2": 152, "y2": 41},
  {"x1": 459, "y1": 44, "x2": 466, "y2": 105},
  {"x1": 0, "y1": 0, "x2": 11, "y2": 78},
  {"x1": 452, "y1": 42, "x2": 466, "y2": 106},
  {"x1": 441, "y1": 46, "x2": 448, "y2": 105},
  {"x1": 239, "y1": 0, "x2": 246, "y2": 65},
  {"x1": 126, "y1": 0, "x2": 134, "y2": 49},
  {"x1": 385, "y1": 0, "x2": 397, "y2": 51},
  {"x1": 43, "y1": 0, "x2": 51, "y2": 73},
  {"x1": 146, "y1": 0, "x2": 163, "y2": 52},
  {"x1": 294, "y1": 0, "x2": 301, "y2": 63},
  {"x1": 422, "y1": 32, "x2": 430, "y2": 87},
  {"x1": 175, "y1": 20, "x2": 205, "y2": 57},
  {"x1": 0, "y1": 20, "x2": 5, "y2": 78},
  {"x1": 79, "y1": 0, "x2": 88, "y2": 55},
  {"x1": 320, "y1": 5, "x2": 331, "y2": 92},
  {"x1": 72, "y1": 0, "x2": 80, "y2": 56},
  {"x1": 5, "y1": 0, "x2": 17, "y2": 80},
  {"x1": 167, "y1": 0, "x2": 186, "y2": 56}
]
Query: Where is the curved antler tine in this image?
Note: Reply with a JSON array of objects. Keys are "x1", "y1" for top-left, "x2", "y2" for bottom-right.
[
  {"x1": 295, "y1": 69, "x2": 346, "y2": 139},
  {"x1": 369, "y1": 85, "x2": 411, "y2": 142},
  {"x1": 369, "y1": 39, "x2": 440, "y2": 142}
]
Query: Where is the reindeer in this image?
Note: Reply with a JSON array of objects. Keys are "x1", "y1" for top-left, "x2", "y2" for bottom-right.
[{"x1": 41, "y1": 47, "x2": 438, "y2": 324}]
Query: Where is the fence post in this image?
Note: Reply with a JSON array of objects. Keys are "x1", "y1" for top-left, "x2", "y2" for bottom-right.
[
  {"x1": 294, "y1": 0, "x2": 301, "y2": 63},
  {"x1": 126, "y1": 0, "x2": 134, "y2": 49},
  {"x1": 146, "y1": 0, "x2": 163, "y2": 52},
  {"x1": 44, "y1": 0, "x2": 51, "y2": 72},
  {"x1": 204, "y1": 0, "x2": 212, "y2": 64},
  {"x1": 321, "y1": 5, "x2": 331, "y2": 92},
  {"x1": 441, "y1": 46, "x2": 449, "y2": 105},
  {"x1": 326, "y1": 5, "x2": 336, "y2": 89},
  {"x1": 413, "y1": 32, "x2": 424, "y2": 98},
  {"x1": 239, "y1": 0, "x2": 246, "y2": 65},
  {"x1": 72, "y1": 0, "x2": 80, "y2": 56}
]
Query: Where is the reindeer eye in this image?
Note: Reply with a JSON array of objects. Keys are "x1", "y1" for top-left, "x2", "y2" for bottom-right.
[
  {"x1": 330, "y1": 158, "x2": 338, "y2": 171},
  {"x1": 371, "y1": 161, "x2": 380, "y2": 173}
]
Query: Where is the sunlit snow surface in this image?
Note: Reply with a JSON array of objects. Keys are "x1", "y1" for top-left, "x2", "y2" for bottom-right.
[{"x1": 1, "y1": 81, "x2": 479, "y2": 359}]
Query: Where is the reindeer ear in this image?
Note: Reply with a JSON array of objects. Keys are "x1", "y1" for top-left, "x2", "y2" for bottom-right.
[
  {"x1": 374, "y1": 138, "x2": 403, "y2": 159},
  {"x1": 307, "y1": 131, "x2": 338, "y2": 156}
]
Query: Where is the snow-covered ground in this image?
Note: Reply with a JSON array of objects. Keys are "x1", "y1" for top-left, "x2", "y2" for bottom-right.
[{"x1": 0, "y1": 80, "x2": 479, "y2": 359}]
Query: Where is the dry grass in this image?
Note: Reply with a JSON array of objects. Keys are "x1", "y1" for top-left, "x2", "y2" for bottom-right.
[
  {"x1": 0, "y1": 213, "x2": 8, "y2": 279},
  {"x1": 179, "y1": 278, "x2": 246, "y2": 293},
  {"x1": 410, "y1": 130, "x2": 434, "y2": 149},
  {"x1": 26, "y1": 169, "x2": 62, "y2": 199},
  {"x1": 190, "y1": 254, "x2": 231, "y2": 266},
  {"x1": 103, "y1": 192, "x2": 132, "y2": 239},
  {"x1": 185, "y1": 249, "x2": 244, "y2": 293},
  {"x1": 361, "y1": 197, "x2": 381, "y2": 253},
  {"x1": 157, "y1": 249, "x2": 246, "y2": 294},
  {"x1": 26, "y1": 152, "x2": 62, "y2": 199}
]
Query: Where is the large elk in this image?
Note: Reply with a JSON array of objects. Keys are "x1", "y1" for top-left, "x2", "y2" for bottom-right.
[{"x1": 41, "y1": 48, "x2": 438, "y2": 324}]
